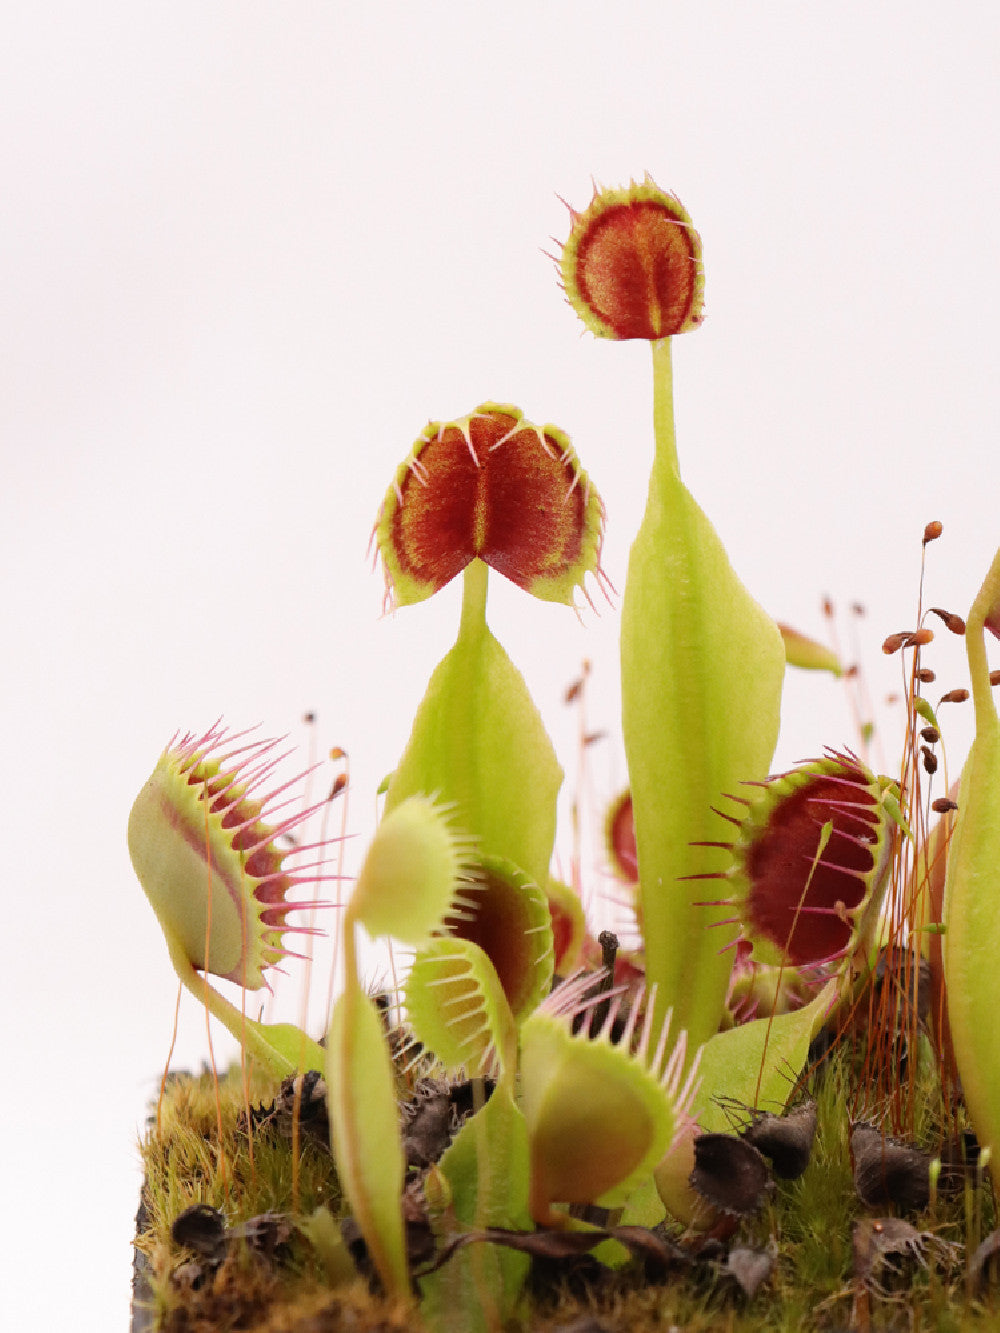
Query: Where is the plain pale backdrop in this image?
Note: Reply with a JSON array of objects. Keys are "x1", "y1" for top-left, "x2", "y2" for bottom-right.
[{"x1": 3, "y1": 3, "x2": 998, "y2": 1327}]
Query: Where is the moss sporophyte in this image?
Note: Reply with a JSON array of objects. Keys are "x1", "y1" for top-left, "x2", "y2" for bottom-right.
[{"x1": 129, "y1": 178, "x2": 1000, "y2": 1331}]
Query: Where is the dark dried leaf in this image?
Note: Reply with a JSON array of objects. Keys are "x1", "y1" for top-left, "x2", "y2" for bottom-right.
[
  {"x1": 853, "y1": 1217, "x2": 923, "y2": 1289},
  {"x1": 609, "y1": 1225, "x2": 689, "y2": 1277},
  {"x1": 401, "y1": 1177, "x2": 437, "y2": 1268},
  {"x1": 690, "y1": 1133, "x2": 772, "y2": 1216},
  {"x1": 851, "y1": 1123, "x2": 931, "y2": 1212},
  {"x1": 171, "y1": 1203, "x2": 226, "y2": 1257},
  {"x1": 853, "y1": 1217, "x2": 958, "y2": 1296},
  {"x1": 741, "y1": 1102, "x2": 817, "y2": 1180},
  {"x1": 726, "y1": 1243, "x2": 776, "y2": 1299},
  {"x1": 227, "y1": 1213, "x2": 294, "y2": 1258},
  {"x1": 969, "y1": 1227, "x2": 1000, "y2": 1292},
  {"x1": 448, "y1": 1076, "x2": 496, "y2": 1123},
  {"x1": 423, "y1": 1221, "x2": 688, "y2": 1283},
  {"x1": 245, "y1": 1070, "x2": 330, "y2": 1147},
  {"x1": 872, "y1": 946, "x2": 930, "y2": 1031},
  {"x1": 402, "y1": 1080, "x2": 454, "y2": 1168},
  {"x1": 938, "y1": 1130, "x2": 981, "y2": 1195}
]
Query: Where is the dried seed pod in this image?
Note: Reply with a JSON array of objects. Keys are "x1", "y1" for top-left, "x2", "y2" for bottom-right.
[
  {"x1": 920, "y1": 726, "x2": 940, "y2": 743},
  {"x1": 688, "y1": 1132, "x2": 772, "y2": 1217},
  {"x1": 940, "y1": 689, "x2": 970, "y2": 703},
  {"x1": 882, "y1": 631, "x2": 911, "y2": 655},
  {"x1": 564, "y1": 675, "x2": 586, "y2": 705},
  {"x1": 930, "y1": 607, "x2": 966, "y2": 635},
  {"x1": 932, "y1": 796, "x2": 958, "y2": 814},
  {"x1": 923, "y1": 520, "x2": 944, "y2": 544},
  {"x1": 917, "y1": 668, "x2": 937, "y2": 683}
]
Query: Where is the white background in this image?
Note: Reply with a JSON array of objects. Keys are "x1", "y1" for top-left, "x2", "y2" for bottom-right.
[{"x1": 3, "y1": 3, "x2": 998, "y2": 1326}]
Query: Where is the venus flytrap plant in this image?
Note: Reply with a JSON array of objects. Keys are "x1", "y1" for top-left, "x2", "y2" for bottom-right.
[
  {"x1": 369, "y1": 404, "x2": 608, "y2": 1298},
  {"x1": 404, "y1": 927, "x2": 533, "y2": 1331},
  {"x1": 648, "y1": 748, "x2": 897, "y2": 1222},
  {"x1": 326, "y1": 793, "x2": 478, "y2": 1301},
  {"x1": 127, "y1": 721, "x2": 328, "y2": 1079},
  {"x1": 942, "y1": 545, "x2": 1000, "y2": 1182},
  {"x1": 559, "y1": 180, "x2": 786, "y2": 1061},
  {"x1": 400, "y1": 851, "x2": 564, "y2": 1327},
  {"x1": 377, "y1": 403, "x2": 606, "y2": 893},
  {"x1": 555, "y1": 183, "x2": 898, "y2": 1222}
]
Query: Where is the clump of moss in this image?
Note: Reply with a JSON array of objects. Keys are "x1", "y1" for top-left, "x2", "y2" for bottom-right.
[
  {"x1": 135, "y1": 1031, "x2": 1000, "y2": 1333},
  {"x1": 134, "y1": 1066, "x2": 351, "y2": 1331}
]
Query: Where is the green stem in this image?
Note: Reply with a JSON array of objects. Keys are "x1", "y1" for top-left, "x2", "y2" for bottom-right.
[
  {"x1": 967, "y1": 546, "x2": 1000, "y2": 733},
  {"x1": 342, "y1": 904, "x2": 360, "y2": 988},
  {"x1": 163, "y1": 928, "x2": 325, "y2": 1077},
  {"x1": 651, "y1": 336, "x2": 681, "y2": 480},
  {"x1": 460, "y1": 557, "x2": 490, "y2": 635},
  {"x1": 446, "y1": 560, "x2": 491, "y2": 812}
]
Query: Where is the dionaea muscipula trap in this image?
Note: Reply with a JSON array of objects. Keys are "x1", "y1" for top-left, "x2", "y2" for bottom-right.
[
  {"x1": 695, "y1": 751, "x2": 896, "y2": 972},
  {"x1": 375, "y1": 402, "x2": 605, "y2": 609},
  {"x1": 519, "y1": 973, "x2": 698, "y2": 1226},
  {"x1": 127, "y1": 721, "x2": 333, "y2": 989},
  {"x1": 559, "y1": 176, "x2": 705, "y2": 342}
]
